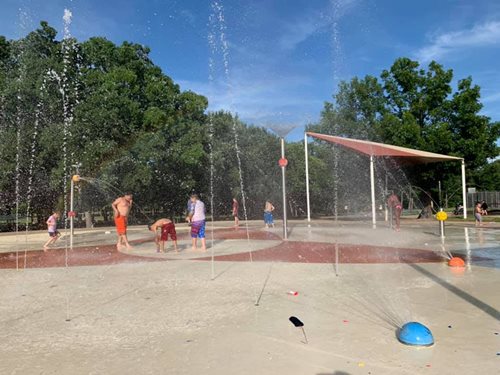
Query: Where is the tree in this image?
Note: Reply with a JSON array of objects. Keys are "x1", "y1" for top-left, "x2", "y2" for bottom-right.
[
  {"x1": 0, "y1": 22, "x2": 209, "y2": 227},
  {"x1": 308, "y1": 57, "x2": 499, "y2": 208}
]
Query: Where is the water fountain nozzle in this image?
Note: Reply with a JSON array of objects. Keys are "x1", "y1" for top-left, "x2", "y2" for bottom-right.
[{"x1": 398, "y1": 322, "x2": 434, "y2": 346}]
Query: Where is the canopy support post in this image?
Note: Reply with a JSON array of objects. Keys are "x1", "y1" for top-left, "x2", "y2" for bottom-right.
[
  {"x1": 370, "y1": 155, "x2": 376, "y2": 229},
  {"x1": 304, "y1": 133, "x2": 311, "y2": 226},
  {"x1": 461, "y1": 159, "x2": 467, "y2": 219},
  {"x1": 281, "y1": 138, "x2": 288, "y2": 240}
]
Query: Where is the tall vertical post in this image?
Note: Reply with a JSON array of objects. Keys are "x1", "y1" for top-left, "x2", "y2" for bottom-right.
[
  {"x1": 439, "y1": 208, "x2": 445, "y2": 239},
  {"x1": 461, "y1": 159, "x2": 467, "y2": 219},
  {"x1": 70, "y1": 178, "x2": 74, "y2": 249},
  {"x1": 384, "y1": 173, "x2": 388, "y2": 222},
  {"x1": 281, "y1": 138, "x2": 288, "y2": 240},
  {"x1": 370, "y1": 155, "x2": 376, "y2": 229},
  {"x1": 438, "y1": 180, "x2": 442, "y2": 207},
  {"x1": 304, "y1": 133, "x2": 311, "y2": 226},
  {"x1": 464, "y1": 227, "x2": 471, "y2": 270}
]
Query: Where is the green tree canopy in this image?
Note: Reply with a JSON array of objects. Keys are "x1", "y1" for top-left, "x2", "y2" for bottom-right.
[{"x1": 309, "y1": 57, "x2": 499, "y2": 206}]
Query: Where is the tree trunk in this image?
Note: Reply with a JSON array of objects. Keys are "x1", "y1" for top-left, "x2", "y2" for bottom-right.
[{"x1": 85, "y1": 211, "x2": 93, "y2": 228}]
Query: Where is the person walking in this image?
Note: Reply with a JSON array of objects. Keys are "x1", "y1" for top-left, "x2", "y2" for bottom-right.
[{"x1": 43, "y1": 211, "x2": 61, "y2": 251}]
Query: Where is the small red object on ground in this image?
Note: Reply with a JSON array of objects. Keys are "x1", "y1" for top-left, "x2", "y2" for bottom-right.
[
  {"x1": 448, "y1": 257, "x2": 465, "y2": 267},
  {"x1": 68, "y1": 211, "x2": 76, "y2": 218},
  {"x1": 343, "y1": 320, "x2": 349, "y2": 323},
  {"x1": 278, "y1": 158, "x2": 288, "y2": 167},
  {"x1": 287, "y1": 291, "x2": 298, "y2": 296}
]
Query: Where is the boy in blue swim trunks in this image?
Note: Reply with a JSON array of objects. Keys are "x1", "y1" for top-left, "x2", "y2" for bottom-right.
[{"x1": 188, "y1": 194, "x2": 206, "y2": 251}]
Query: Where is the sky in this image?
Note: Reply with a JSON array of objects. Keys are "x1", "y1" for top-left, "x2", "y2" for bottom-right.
[{"x1": 1, "y1": 0, "x2": 500, "y2": 140}]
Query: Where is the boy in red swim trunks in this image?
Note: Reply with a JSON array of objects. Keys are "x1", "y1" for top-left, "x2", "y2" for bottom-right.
[
  {"x1": 112, "y1": 193, "x2": 133, "y2": 250},
  {"x1": 149, "y1": 218, "x2": 178, "y2": 253}
]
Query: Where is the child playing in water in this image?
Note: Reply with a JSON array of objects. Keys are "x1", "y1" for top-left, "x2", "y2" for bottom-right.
[
  {"x1": 149, "y1": 218, "x2": 178, "y2": 253},
  {"x1": 264, "y1": 201, "x2": 275, "y2": 228},
  {"x1": 188, "y1": 194, "x2": 206, "y2": 251},
  {"x1": 232, "y1": 198, "x2": 239, "y2": 227},
  {"x1": 387, "y1": 192, "x2": 402, "y2": 231},
  {"x1": 43, "y1": 211, "x2": 61, "y2": 251},
  {"x1": 475, "y1": 202, "x2": 483, "y2": 227}
]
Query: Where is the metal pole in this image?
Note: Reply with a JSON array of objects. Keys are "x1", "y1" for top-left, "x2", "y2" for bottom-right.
[
  {"x1": 461, "y1": 160, "x2": 467, "y2": 219},
  {"x1": 304, "y1": 133, "x2": 311, "y2": 226},
  {"x1": 438, "y1": 209, "x2": 445, "y2": 239},
  {"x1": 438, "y1": 180, "x2": 442, "y2": 208},
  {"x1": 70, "y1": 178, "x2": 74, "y2": 249},
  {"x1": 370, "y1": 155, "x2": 376, "y2": 229},
  {"x1": 281, "y1": 138, "x2": 288, "y2": 240}
]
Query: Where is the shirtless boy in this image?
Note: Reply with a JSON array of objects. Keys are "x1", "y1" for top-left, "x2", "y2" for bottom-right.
[
  {"x1": 475, "y1": 202, "x2": 484, "y2": 227},
  {"x1": 387, "y1": 192, "x2": 402, "y2": 231},
  {"x1": 232, "y1": 198, "x2": 239, "y2": 227},
  {"x1": 112, "y1": 193, "x2": 133, "y2": 250},
  {"x1": 149, "y1": 218, "x2": 178, "y2": 253}
]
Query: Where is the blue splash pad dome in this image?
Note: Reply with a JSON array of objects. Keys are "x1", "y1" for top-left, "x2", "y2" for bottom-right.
[{"x1": 398, "y1": 322, "x2": 434, "y2": 346}]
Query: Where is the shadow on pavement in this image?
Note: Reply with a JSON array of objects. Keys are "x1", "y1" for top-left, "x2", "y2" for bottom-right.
[{"x1": 407, "y1": 263, "x2": 500, "y2": 321}]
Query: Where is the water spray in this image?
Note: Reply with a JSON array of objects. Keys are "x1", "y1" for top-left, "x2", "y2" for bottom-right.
[
  {"x1": 267, "y1": 123, "x2": 296, "y2": 241},
  {"x1": 69, "y1": 174, "x2": 80, "y2": 250},
  {"x1": 334, "y1": 242, "x2": 339, "y2": 277}
]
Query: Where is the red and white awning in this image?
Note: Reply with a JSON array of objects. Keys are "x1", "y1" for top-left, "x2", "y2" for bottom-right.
[{"x1": 306, "y1": 132, "x2": 463, "y2": 164}]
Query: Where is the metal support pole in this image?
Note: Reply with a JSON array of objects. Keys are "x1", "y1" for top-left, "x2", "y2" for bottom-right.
[
  {"x1": 438, "y1": 208, "x2": 445, "y2": 239},
  {"x1": 461, "y1": 160, "x2": 467, "y2": 219},
  {"x1": 438, "y1": 180, "x2": 442, "y2": 208},
  {"x1": 304, "y1": 133, "x2": 311, "y2": 226},
  {"x1": 370, "y1": 155, "x2": 376, "y2": 229},
  {"x1": 281, "y1": 138, "x2": 288, "y2": 240},
  {"x1": 70, "y1": 178, "x2": 74, "y2": 249},
  {"x1": 439, "y1": 220, "x2": 445, "y2": 239}
]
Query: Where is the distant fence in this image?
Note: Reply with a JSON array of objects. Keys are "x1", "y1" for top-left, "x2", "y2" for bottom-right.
[{"x1": 467, "y1": 191, "x2": 500, "y2": 208}]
